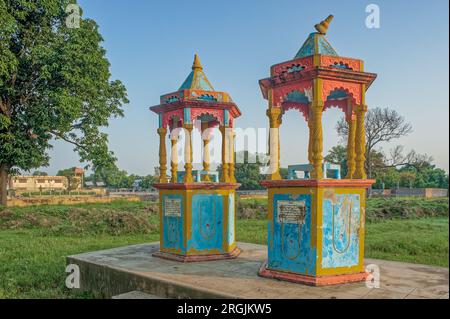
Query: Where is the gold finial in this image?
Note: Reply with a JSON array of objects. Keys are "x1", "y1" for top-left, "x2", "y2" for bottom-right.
[
  {"x1": 192, "y1": 54, "x2": 203, "y2": 70},
  {"x1": 314, "y1": 15, "x2": 334, "y2": 35}
]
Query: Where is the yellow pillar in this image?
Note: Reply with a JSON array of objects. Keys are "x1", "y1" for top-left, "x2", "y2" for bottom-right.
[
  {"x1": 157, "y1": 127, "x2": 168, "y2": 183},
  {"x1": 346, "y1": 112, "x2": 357, "y2": 179},
  {"x1": 354, "y1": 105, "x2": 368, "y2": 179},
  {"x1": 183, "y1": 124, "x2": 194, "y2": 183},
  {"x1": 307, "y1": 113, "x2": 313, "y2": 165},
  {"x1": 228, "y1": 127, "x2": 237, "y2": 183},
  {"x1": 170, "y1": 129, "x2": 179, "y2": 183},
  {"x1": 310, "y1": 103, "x2": 324, "y2": 179},
  {"x1": 267, "y1": 108, "x2": 282, "y2": 180},
  {"x1": 220, "y1": 125, "x2": 230, "y2": 183},
  {"x1": 201, "y1": 122, "x2": 211, "y2": 182}
]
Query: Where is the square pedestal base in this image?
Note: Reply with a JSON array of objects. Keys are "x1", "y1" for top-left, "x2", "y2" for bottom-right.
[
  {"x1": 258, "y1": 261, "x2": 368, "y2": 286},
  {"x1": 153, "y1": 246, "x2": 242, "y2": 263},
  {"x1": 153, "y1": 182, "x2": 241, "y2": 262},
  {"x1": 260, "y1": 179, "x2": 375, "y2": 282}
]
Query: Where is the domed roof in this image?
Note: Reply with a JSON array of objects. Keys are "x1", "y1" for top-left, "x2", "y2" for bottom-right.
[
  {"x1": 294, "y1": 32, "x2": 338, "y2": 59},
  {"x1": 178, "y1": 54, "x2": 215, "y2": 91}
]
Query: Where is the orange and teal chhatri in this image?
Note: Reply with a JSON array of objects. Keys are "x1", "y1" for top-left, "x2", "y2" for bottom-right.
[
  {"x1": 150, "y1": 54, "x2": 241, "y2": 130},
  {"x1": 258, "y1": 15, "x2": 378, "y2": 286},
  {"x1": 150, "y1": 55, "x2": 242, "y2": 262}
]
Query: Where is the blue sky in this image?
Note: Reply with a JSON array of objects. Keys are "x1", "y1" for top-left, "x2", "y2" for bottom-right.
[{"x1": 45, "y1": 0, "x2": 449, "y2": 175}]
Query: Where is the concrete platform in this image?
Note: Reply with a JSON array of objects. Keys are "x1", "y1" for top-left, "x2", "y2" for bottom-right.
[{"x1": 67, "y1": 242, "x2": 449, "y2": 299}]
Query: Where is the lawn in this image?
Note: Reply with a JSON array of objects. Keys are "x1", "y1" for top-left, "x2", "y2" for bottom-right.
[{"x1": 0, "y1": 198, "x2": 448, "y2": 298}]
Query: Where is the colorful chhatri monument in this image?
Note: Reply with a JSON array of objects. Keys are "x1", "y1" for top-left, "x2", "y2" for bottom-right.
[
  {"x1": 150, "y1": 54, "x2": 242, "y2": 262},
  {"x1": 258, "y1": 16, "x2": 377, "y2": 285}
]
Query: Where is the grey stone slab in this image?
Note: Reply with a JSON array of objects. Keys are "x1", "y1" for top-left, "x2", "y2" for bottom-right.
[
  {"x1": 363, "y1": 288, "x2": 410, "y2": 299},
  {"x1": 112, "y1": 290, "x2": 165, "y2": 299},
  {"x1": 67, "y1": 242, "x2": 449, "y2": 299}
]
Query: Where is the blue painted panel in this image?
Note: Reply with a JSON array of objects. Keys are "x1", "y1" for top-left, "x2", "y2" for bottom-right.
[
  {"x1": 268, "y1": 193, "x2": 316, "y2": 275},
  {"x1": 183, "y1": 108, "x2": 191, "y2": 124},
  {"x1": 318, "y1": 35, "x2": 338, "y2": 56},
  {"x1": 189, "y1": 194, "x2": 224, "y2": 252},
  {"x1": 322, "y1": 194, "x2": 361, "y2": 268},
  {"x1": 224, "y1": 109, "x2": 230, "y2": 126},
  {"x1": 179, "y1": 71, "x2": 195, "y2": 90},
  {"x1": 295, "y1": 33, "x2": 315, "y2": 58},
  {"x1": 285, "y1": 90, "x2": 309, "y2": 104},
  {"x1": 162, "y1": 194, "x2": 185, "y2": 252}
]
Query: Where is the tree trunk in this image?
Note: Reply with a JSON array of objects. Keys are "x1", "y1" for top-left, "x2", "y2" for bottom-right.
[{"x1": 0, "y1": 164, "x2": 9, "y2": 206}]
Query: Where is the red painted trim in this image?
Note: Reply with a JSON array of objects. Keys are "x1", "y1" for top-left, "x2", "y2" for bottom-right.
[
  {"x1": 260, "y1": 179, "x2": 375, "y2": 189},
  {"x1": 258, "y1": 261, "x2": 368, "y2": 286},
  {"x1": 153, "y1": 182, "x2": 241, "y2": 190},
  {"x1": 258, "y1": 68, "x2": 377, "y2": 96},
  {"x1": 153, "y1": 247, "x2": 242, "y2": 263},
  {"x1": 149, "y1": 101, "x2": 241, "y2": 118}
]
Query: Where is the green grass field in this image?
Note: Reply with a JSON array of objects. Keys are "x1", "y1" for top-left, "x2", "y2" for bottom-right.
[{"x1": 0, "y1": 199, "x2": 448, "y2": 298}]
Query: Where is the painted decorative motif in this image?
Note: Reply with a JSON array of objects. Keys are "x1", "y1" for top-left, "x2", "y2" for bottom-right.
[
  {"x1": 271, "y1": 56, "x2": 314, "y2": 77},
  {"x1": 268, "y1": 193, "x2": 316, "y2": 275},
  {"x1": 189, "y1": 194, "x2": 224, "y2": 251},
  {"x1": 162, "y1": 109, "x2": 184, "y2": 130},
  {"x1": 322, "y1": 80, "x2": 361, "y2": 105},
  {"x1": 190, "y1": 108, "x2": 224, "y2": 126},
  {"x1": 321, "y1": 192, "x2": 361, "y2": 268},
  {"x1": 162, "y1": 194, "x2": 184, "y2": 251},
  {"x1": 272, "y1": 81, "x2": 313, "y2": 107},
  {"x1": 320, "y1": 56, "x2": 361, "y2": 71},
  {"x1": 198, "y1": 197, "x2": 217, "y2": 239}
]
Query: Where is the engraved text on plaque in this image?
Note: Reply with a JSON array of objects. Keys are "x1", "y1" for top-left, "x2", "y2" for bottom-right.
[{"x1": 277, "y1": 200, "x2": 306, "y2": 224}]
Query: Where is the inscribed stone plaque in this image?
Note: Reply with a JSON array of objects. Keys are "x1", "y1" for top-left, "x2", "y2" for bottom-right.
[
  {"x1": 277, "y1": 200, "x2": 306, "y2": 224},
  {"x1": 165, "y1": 197, "x2": 181, "y2": 217}
]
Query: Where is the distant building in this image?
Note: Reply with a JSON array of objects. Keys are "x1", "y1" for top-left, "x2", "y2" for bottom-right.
[
  {"x1": 8, "y1": 167, "x2": 84, "y2": 192},
  {"x1": 9, "y1": 176, "x2": 68, "y2": 191}
]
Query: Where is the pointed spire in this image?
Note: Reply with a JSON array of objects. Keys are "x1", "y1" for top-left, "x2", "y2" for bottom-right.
[
  {"x1": 192, "y1": 54, "x2": 203, "y2": 70},
  {"x1": 179, "y1": 54, "x2": 215, "y2": 91}
]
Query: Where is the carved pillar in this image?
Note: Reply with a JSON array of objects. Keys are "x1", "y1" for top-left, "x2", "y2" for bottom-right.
[
  {"x1": 310, "y1": 103, "x2": 324, "y2": 179},
  {"x1": 267, "y1": 108, "x2": 282, "y2": 180},
  {"x1": 307, "y1": 112, "x2": 313, "y2": 165},
  {"x1": 346, "y1": 112, "x2": 357, "y2": 179},
  {"x1": 170, "y1": 129, "x2": 179, "y2": 183},
  {"x1": 228, "y1": 129, "x2": 236, "y2": 183},
  {"x1": 220, "y1": 125, "x2": 230, "y2": 183},
  {"x1": 157, "y1": 127, "x2": 168, "y2": 183},
  {"x1": 201, "y1": 122, "x2": 211, "y2": 182},
  {"x1": 183, "y1": 124, "x2": 194, "y2": 183},
  {"x1": 354, "y1": 105, "x2": 368, "y2": 179}
]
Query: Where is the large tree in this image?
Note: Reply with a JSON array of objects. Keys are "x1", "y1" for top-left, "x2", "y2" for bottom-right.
[
  {"x1": 336, "y1": 107, "x2": 412, "y2": 178},
  {"x1": 0, "y1": 1, "x2": 128, "y2": 205}
]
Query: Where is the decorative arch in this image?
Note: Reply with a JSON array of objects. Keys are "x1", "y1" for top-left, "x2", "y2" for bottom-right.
[
  {"x1": 323, "y1": 89, "x2": 351, "y2": 118},
  {"x1": 322, "y1": 80, "x2": 361, "y2": 105},
  {"x1": 282, "y1": 102, "x2": 309, "y2": 121},
  {"x1": 162, "y1": 109, "x2": 184, "y2": 129},
  {"x1": 190, "y1": 108, "x2": 224, "y2": 126},
  {"x1": 272, "y1": 81, "x2": 313, "y2": 107}
]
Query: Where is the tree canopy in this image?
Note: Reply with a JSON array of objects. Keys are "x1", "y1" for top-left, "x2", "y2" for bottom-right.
[{"x1": 0, "y1": 0, "x2": 128, "y2": 205}]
